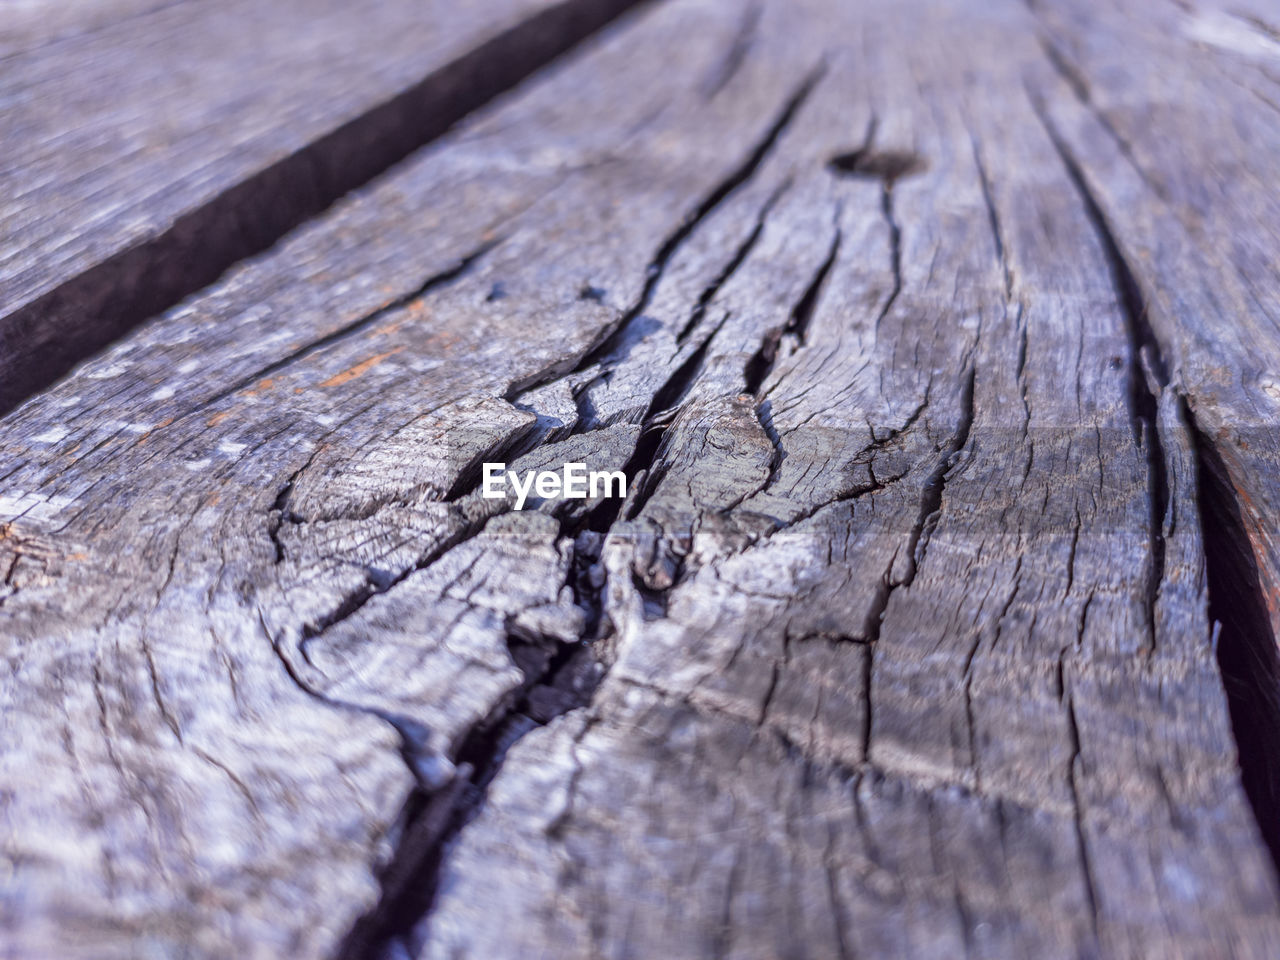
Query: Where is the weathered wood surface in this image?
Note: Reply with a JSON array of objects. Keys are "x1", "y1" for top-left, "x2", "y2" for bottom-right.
[
  {"x1": 1, "y1": 1, "x2": 171, "y2": 55},
  {"x1": 3, "y1": 0, "x2": 1280, "y2": 957},
  {"x1": 0, "y1": 0, "x2": 642, "y2": 413}
]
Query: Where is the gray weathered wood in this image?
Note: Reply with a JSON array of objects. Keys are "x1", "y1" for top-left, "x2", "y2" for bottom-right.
[
  {"x1": 0, "y1": 0, "x2": 644, "y2": 412},
  {"x1": 0, "y1": 0, "x2": 183, "y2": 56},
  {"x1": 3, "y1": 0, "x2": 1280, "y2": 957}
]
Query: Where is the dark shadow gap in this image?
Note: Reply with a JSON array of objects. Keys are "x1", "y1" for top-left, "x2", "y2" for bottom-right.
[
  {"x1": 1189, "y1": 402, "x2": 1280, "y2": 872},
  {"x1": 336, "y1": 531, "x2": 609, "y2": 960}
]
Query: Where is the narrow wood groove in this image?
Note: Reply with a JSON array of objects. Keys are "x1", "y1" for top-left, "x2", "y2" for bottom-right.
[
  {"x1": 1063, "y1": 689, "x2": 1103, "y2": 947},
  {"x1": 339, "y1": 532, "x2": 611, "y2": 959},
  {"x1": 744, "y1": 220, "x2": 840, "y2": 396},
  {"x1": 542, "y1": 62, "x2": 825, "y2": 388},
  {"x1": 1033, "y1": 30, "x2": 1168, "y2": 202},
  {"x1": 605, "y1": 314, "x2": 731, "y2": 525},
  {"x1": 702, "y1": 1, "x2": 761, "y2": 100},
  {"x1": 901, "y1": 364, "x2": 976, "y2": 588},
  {"x1": 203, "y1": 240, "x2": 499, "y2": 415},
  {"x1": 1030, "y1": 93, "x2": 1169, "y2": 657},
  {"x1": 676, "y1": 178, "x2": 790, "y2": 345}
]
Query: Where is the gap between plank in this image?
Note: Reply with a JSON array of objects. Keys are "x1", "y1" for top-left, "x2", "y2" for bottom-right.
[
  {"x1": 1187, "y1": 405, "x2": 1280, "y2": 873},
  {"x1": 0, "y1": 0, "x2": 656, "y2": 418}
]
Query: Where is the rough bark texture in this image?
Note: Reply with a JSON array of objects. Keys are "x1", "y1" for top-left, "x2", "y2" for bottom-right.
[{"x1": 3, "y1": 0, "x2": 1280, "y2": 957}]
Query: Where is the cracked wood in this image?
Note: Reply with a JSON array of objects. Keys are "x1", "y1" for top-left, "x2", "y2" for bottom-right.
[{"x1": 3, "y1": 0, "x2": 1280, "y2": 957}]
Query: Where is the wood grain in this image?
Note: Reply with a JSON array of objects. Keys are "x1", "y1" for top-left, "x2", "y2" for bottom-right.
[
  {"x1": 0, "y1": 0, "x2": 647, "y2": 413},
  {"x1": 3, "y1": 0, "x2": 1280, "y2": 957}
]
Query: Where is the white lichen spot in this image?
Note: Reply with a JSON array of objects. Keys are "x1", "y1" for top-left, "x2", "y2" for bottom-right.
[
  {"x1": 31, "y1": 426, "x2": 68, "y2": 444},
  {"x1": 150, "y1": 386, "x2": 176, "y2": 401},
  {"x1": 1184, "y1": 10, "x2": 1280, "y2": 60},
  {"x1": 236, "y1": 305, "x2": 270, "y2": 326},
  {"x1": 0, "y1": 490, "x2": 74, "y2": 522},
  {"x1": 85, "y1": 362, "x2": 130, "y2": 380}
]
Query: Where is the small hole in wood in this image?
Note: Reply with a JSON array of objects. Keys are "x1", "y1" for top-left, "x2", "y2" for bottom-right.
[{"x1": 826, "y1": 148, "x2": 926, "y2": 185}]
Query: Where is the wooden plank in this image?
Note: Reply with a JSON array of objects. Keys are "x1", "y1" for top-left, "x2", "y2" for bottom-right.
[
  {"x1": 0, "y1": 0, "x2": 186, "y2": 57},
  {"x1": 3, "y1": 0, "x2": 1280, "y2": 957},
  {"x1": 0, "y1": 0, "x2": 647, "y2": 414},
  {"x1": 422, "y1": 2, "x2": 1280, "y2": 956},
  {"x1": 1022, "y1": 0, "x2": 1280, "y2": 861},
  {"x1": 0, "y1": 1, "x2": 760, "y2": 955}
]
